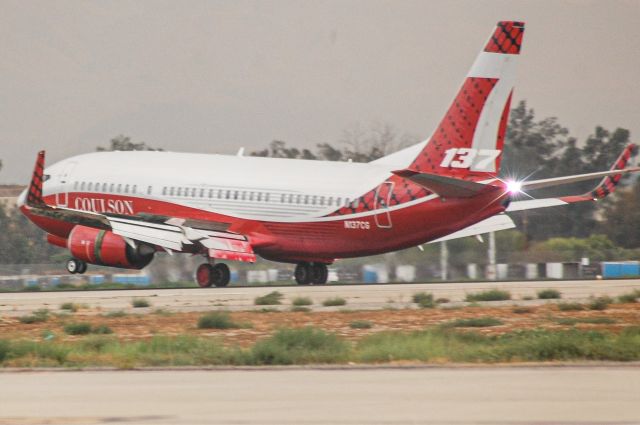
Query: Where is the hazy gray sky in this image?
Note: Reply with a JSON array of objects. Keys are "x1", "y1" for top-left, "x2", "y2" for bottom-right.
[{"x1": 1, "y1": 0, "x2": 639, "y2": 184}]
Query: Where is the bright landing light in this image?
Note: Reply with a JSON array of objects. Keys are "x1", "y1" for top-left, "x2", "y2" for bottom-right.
[{"x1": 506, "y1": 180, "x2": 523, "y2": 194}]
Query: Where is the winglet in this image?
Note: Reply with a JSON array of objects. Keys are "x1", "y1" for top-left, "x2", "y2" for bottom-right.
[
  {"x1": 589, "y1": 143, "x2": 638, "y2": 199},
  {"x1": 26, "y1": 150, "x2": 46, "y2": 207}
]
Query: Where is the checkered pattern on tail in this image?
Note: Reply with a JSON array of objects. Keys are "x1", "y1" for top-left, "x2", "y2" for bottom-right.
[
  {"x1": 484, "y1": 21, "x2": 524, "y2": 54},
  {"x1": 26, "y1": 151, "x2": 46, "y2": 206},
  {"x1": 590, "y1": 144, "x2": 638, "y2": 199}
]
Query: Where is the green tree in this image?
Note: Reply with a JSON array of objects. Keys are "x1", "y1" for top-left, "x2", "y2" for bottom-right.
[
  {"x1": 96, "y1": 135, "x2": 162, "y2": 152},
  {"x1": 599, "y1": 180, "x2": 640, "y2": 248}
]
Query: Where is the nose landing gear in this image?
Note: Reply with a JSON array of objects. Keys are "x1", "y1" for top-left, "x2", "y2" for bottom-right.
[
  {"x1": 195, "y1": 263, "x2": 231, "y2": 287},
  {"x1": 294, "y1": 262, "x2": 328, "y2": 285}
]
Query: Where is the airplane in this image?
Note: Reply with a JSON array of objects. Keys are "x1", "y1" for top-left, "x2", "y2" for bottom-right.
[{"x1": 18, "y1": 21, "x2": 639, "y2": 287}]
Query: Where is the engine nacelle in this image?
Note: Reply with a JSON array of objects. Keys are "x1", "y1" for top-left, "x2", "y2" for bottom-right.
[{"x1": 67, "y1": 225, "x2": 154, "y2": 269}]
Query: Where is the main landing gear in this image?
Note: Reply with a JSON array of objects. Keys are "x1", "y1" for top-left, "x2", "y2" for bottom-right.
[
  {"x1": 66, "y1": 258, "x2": 87, "y2": 274},
  {"x1": 294, "y1": 262, "x2": 328, "y2": 285},
  {"x1": 195, "y1": 263, "x2": 231, "y2": 288}
]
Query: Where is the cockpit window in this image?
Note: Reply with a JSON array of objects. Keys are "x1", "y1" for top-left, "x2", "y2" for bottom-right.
[{"x1": 43, "y1": 174, "x2": 51, "y2": 182}]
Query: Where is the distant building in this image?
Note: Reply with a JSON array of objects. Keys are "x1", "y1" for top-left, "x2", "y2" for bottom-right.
[{"x1": 0, "y1": 185, "x2": 25, "y2": 211}]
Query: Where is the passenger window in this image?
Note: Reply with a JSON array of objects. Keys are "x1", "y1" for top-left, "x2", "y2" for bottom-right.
[
  {"x1": 249, "y1": 192, "x2": 254, "y2": 201},
  {"x1": 117, "y1": 184, "x2": 122, "y2": 193},
  {"x1": 304, "y1": 195, "x2": 309, "y2": 205},
  {"x1": 280, "y1": 194, "x2": 285, "y2": 203},
  {"x1": 208, "y1": 189, "x2": 214, "y2": 198},
  {"x1": 311, "y1": 196, "x2": 317, "y2": 205},
  {"x1": 288, "y1": 194, "x2": 294, "y2": 204},
  {"x1": 265, "y1": 193, "x2": 270, "y2": 202},
  {"x1": 88, "y1": 182, "x2": 93, "y2": 191},
  {"x1": 226, "y1": 190, "x2": 231, "y2": 199},
  {"x1": 124, "y1": 184, "x2": 129, "y2": 194},
  {"x1": 132, "y1": 185, "x2": 137, "y2": 194},
  {"x1": 177, "y1": 187, "x2": 182, "y2": 196},
  {"x1": 296, "y1": 194, "x2": 302, "y2": 204},
  {"x1": 233, "y1": 191, "x2": 239, "y2": 200},
  {"x1": 257, "y1": 192, "x2": 262, "y2": 202},
  {"x1": 147, "y1": 186, "x2": 152, "y2": 195},
  {"x1": 199, "y1": 188, "x2": 204, "y2": 197},
  {"x1": 191, "y1": 188, "x2": 196, "y2": 197},
  {"x1": 109, "y1": 183, "x2": 114, "y2": 192},
  {"x1": 319, "y1": 197, "x2": 324, "y2": 206},
  {"x1": 162, "y1": 187, "x2": 167, "y2": 196},
  {"x1": 241, "y1": 191, "x2": 246, "y2": 201},
  {"x1": 218, "y1": 189, "x2": 223, "y2": 199},
  {"x1": 169, "y1": 187, "x2": 174, "y2": 196}
]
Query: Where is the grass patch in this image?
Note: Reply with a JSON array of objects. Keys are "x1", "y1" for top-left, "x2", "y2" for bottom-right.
[
  {"x1": 558, "y1": 302, "x2": 585, "y2": 312},
  {"x1": 251, "y1": 327, "x2": 349, "y2": 365},
  {"x1": 63, "y1": 322, "x2": 92, "y2": 335},
  {"x1": 60, "y1": 302, "x2": 79, "y2": 312},
  {"x1": 465, "y1": 289, "x2": 511, "y2": 302},
  {"x1": 435, "y1": 298, "x2": 450, "y2": 304},
  {"x1": 617, "y1": 290, "x2": 640, "y2": 304},
  {"x1": 197, "y1": 312, "x2": 240, "y2": 329},
  {"x1": 445, "y1": 317, "x2": 504, "y2": 328},
  {"x1": 512, "y1": 306, "x2": 533, "y2": 314},
  {"x1": 2, "y1": 326, "x2": 640, "y2": 367},
  {"x1": 555, "y1": 317, "x2": 616, "y2": 326},
  {"x1": 92, "y1": 325, "x2": 114, "y2": 334},
  {"x1": 322, "y1": 297, "x2": 347, "y2": 307},
  {"x1": 153, "y1": 308, "x2": 174, "y2": 316},
  {"x1": 349, "y1": 320, "x2": 373, "y2": 329},
  {"x1": 131, "y1": 298, "x2": 151, "y2": 308},
  {"x1": 588, "y1": 296, "x2": 613, "y2": 311},
  {"x1": 18, "y1": 309, "x2": 49, "y2": 324},
  {"x1": 412, "y1": 292, "x2": 435, "y2": 308},
  {"x1": 254, "y1": 291, "x2": 283, "y2": 306},
  {"x1": 537, "y1": 289, "x2": 561, "y2": 299},
  {"x1": 521, "y1": 296, "x2": 534, "y2": 301},
  {"x1": 291, "y1": 306, "x2": 311, "y2": 313},
  {"x1": 256, "y1": 308, "x2": 280, "y2": 313},
  {"x1": 291, "y1": 297, "x2": 313, "y2": 306}
]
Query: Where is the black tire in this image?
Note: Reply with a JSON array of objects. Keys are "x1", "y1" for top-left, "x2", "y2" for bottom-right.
[
  {"x1": 76, "y1": 260, "x2": 88, "y2": 274},
  {"x1": 212, "y1": 263, "x2": 231, "y2": 287},
  {"x1": 195, "y1": 263, "x2": 214, "y2": 288},
  {"x1": 311, "y1": 263, "x2": 328, "y2": 285},
  {"x1": 294, "y1": 262, "x2": 312, "y2": 285},
  {"x1": 66, "y1": 258, "x2": 79, "y2": 274}
]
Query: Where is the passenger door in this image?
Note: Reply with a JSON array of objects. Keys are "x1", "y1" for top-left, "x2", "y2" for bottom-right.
[{"x1": 374, "y1": 181, "x2": 393, "y2": 228}]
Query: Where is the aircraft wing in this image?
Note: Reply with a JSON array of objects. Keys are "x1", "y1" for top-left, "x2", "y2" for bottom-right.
[
  {"x1": 507, "y1": 143, "x2": 638, "y2": 212},
  {"x1": 24, "y1": 151, "x2": 256, "y2": 262}
]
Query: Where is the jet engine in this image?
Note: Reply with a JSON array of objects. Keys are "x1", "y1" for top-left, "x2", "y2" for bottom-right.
[{"x1": 66, "y1": 225, "x2": 154, "y2": 269}]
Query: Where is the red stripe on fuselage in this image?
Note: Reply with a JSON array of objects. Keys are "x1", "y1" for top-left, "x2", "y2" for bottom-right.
[{"x1": 23, "y1": 190, "x2": 508, "y2": 263}]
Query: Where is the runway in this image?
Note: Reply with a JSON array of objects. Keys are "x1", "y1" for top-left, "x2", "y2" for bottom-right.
[
  {"x1": 1, "y1": 279, "x2": 639, "y2": 315},
  {"x1": 0, "y1": 366, "x2": 639, "y2": 425}
]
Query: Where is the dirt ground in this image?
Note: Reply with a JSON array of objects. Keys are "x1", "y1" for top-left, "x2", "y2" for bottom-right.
[{"x1": 2, "y1": 302, "x2": 640, "y2": 347}]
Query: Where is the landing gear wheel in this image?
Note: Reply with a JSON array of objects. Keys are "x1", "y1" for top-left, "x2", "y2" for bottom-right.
[
  {"x1": 66, "y1": 258, "x2": 86, "y2": 275},
  {"x1": 76, "y1": 260, "x2": 87, "y2": 274},
  {"x1": 294, "y1": 262, "x2": 313, "y2": 285},
  {"x1": 212, "y1": 263, "x2": 231, "y2": 287},
  {"x1": 195, "y1": 263, "x2": 214, "y2": 288},
  {"x1": 311, "y1": 263, "x2": 328, "y2": 285}
]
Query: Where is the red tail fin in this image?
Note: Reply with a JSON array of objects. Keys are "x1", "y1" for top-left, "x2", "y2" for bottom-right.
[
  {"x1": 409, "y1": 21, "x2": 525, "y2": 180},
  {"x1": 26, "y1": 150, "x2": 46, "y2": 206}
]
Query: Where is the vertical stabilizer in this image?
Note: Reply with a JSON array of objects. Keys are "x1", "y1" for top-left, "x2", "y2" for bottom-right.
[{"x1": 408, "y1": 21, "x2": 524, "y2": 180}]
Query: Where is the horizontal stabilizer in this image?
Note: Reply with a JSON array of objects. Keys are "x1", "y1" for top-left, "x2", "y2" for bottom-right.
[
  {"x1": 392, "y1": 169, "x2": 493, "y2": 198},
  {"x1": 508, "y1": 143, "x2": 639, "y2": 212},
  {"x1": 430, "y1": 214, "x2": 515, "y2": 243}
]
